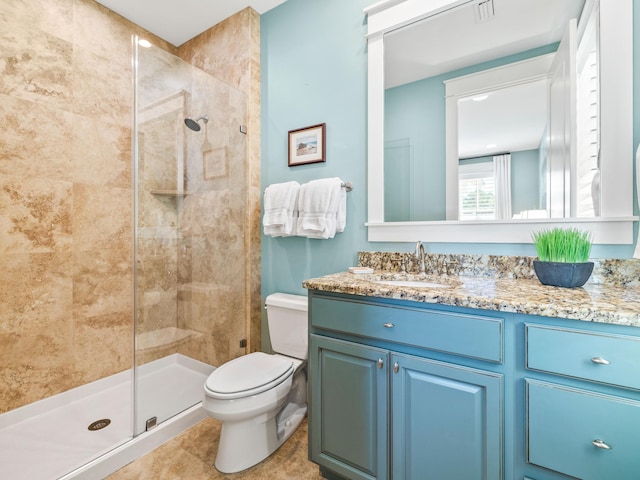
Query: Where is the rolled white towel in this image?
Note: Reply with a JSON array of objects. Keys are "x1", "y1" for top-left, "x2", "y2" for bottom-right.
[
  {"x1": 297, "y1": 178, "x2": 342, "y2": 239},
  {"x1": 263, "y1": 181, "x2": 300, "y2": 236}
]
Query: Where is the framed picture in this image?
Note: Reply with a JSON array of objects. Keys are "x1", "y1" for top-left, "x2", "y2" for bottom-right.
[{"x1": 288, "y1": 123, "x2": 326, "y2": 166}]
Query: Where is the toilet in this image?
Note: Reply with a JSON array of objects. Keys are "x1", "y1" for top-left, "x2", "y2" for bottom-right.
[{"x1": 203, "y1": 292, "x2": 308, "y2": 473}]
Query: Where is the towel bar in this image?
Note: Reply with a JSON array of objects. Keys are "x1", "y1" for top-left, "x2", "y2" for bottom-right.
[{"x1": 264, "y1": 180, "x2": 353, "y2": 193}]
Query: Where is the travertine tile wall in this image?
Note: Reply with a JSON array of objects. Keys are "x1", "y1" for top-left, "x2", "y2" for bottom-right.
[
  {"x1": 0, "y1": 0, "x2": 260, "y2": 413},
  {"x1": 0, "y1": 0, "x2": 147, "y2": 413}
]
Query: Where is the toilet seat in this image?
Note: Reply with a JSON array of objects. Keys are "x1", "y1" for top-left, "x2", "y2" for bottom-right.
[{"x1": 205, "y1": 352, "x2": 293, "y2": 400}]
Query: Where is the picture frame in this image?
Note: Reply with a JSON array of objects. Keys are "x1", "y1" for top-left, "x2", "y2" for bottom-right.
[{"x1": 288, "y1": 123, "x2": 326, "y2": 166}]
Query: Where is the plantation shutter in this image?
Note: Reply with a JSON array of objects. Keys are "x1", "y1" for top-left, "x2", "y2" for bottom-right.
[
  {"x1": 576, "y1": 5, "x2": 599, "y2": 217},
  {"x1": 458, "y1": 161, "x2": 495, "y2": 220}
]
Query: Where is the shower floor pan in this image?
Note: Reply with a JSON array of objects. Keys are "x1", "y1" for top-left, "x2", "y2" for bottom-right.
[{"x1": 0, "y1": 353, "x2": 213, "y2": 480}]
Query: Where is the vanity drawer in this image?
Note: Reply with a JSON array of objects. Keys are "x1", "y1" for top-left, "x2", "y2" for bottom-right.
[
  {"x1": 311, "y1": 296, "x2": 503, "y2": 362},
  {"x1": 526, "y1": 324, "x2": 640, "y2": 390},
  {"x1": 526, "y1": 380, "x2": 640, "y2": 480}
]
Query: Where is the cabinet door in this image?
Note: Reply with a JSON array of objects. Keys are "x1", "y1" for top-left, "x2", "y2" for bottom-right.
[
  {"x1": 309, "y1": 334, "x2": 389, "y2": 480},
  {"x1": 392, "y1": 353, "x2": 503, "y2": 480}
]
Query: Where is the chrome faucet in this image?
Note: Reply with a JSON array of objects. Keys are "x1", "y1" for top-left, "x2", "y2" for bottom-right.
[{"x1": 415, "y1": 241, "x2": 426, "y2": 275}]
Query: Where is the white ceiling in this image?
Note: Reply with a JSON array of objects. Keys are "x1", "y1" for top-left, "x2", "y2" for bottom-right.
[
  {"x1": 95, "y1": 0, "x2": 288, "y2": 46},
  {"x1": 457, "y1": 79, "x2": 548, "y2": 158}
]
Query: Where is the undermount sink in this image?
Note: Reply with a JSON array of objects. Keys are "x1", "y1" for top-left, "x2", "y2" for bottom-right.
[{"x1": 375, "y1": 280, "x2": 450, "y2": 288}]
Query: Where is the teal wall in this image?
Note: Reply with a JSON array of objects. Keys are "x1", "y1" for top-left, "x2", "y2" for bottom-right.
[
  {"x1": 385, "y1": 76, "x2": 446, "y2": 221},
  {"x1": 261, "y1": 0, "x2": 638, "y2": 301},
  {"x1": 261, "y1": 0, "x2": 370, "y2": 299},
  {"x1": 511, "y1": 149, "x2": 543, "y2": 214}
]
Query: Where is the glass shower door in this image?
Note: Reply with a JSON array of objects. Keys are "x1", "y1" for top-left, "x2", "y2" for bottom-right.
[{"x1": 133, "y1": 35, "x2": 247, "y2": 435}]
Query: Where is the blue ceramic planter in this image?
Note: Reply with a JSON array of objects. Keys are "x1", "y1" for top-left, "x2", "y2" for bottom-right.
[{"x1": 533, "y1": 261, "x2": 594, "y2": 288}]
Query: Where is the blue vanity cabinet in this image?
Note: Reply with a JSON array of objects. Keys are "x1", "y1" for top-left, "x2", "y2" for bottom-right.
[
  {"x1": 308, "y1": 291, "x2": 504, "y2": 480},
  {"x1": 524, "y1": 324, "x2": 640, "y2": 480},
  {"x1": 307, "y1": 287, "x2": 640, "y2": 480}
]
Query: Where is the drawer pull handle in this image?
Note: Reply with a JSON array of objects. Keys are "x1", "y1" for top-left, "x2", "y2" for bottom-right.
[
  {"x1": 393, "y1": 362, "x2": 399, "y2": 373},
  {"x1": 383, "y1": 322, "x2": 395, "y2": 328},
  {"x1": 592, "y1": 439, "x2": 612, "y2": 450},
  {"x1": 591, "y1": 357, "x2": 611, "y2": 365},
  {"x1": 377, "y1": 358, "x2": 384, "y2": 369}
]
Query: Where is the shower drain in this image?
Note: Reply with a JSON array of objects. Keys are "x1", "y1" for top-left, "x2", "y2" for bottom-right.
[{"x1": 88, "y1": 418, "x2": 111, "y2": 431}]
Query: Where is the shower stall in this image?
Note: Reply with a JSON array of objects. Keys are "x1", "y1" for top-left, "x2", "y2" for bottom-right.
[{"x1": 0, "y1": 19, "x2": 248, "y2": 480}]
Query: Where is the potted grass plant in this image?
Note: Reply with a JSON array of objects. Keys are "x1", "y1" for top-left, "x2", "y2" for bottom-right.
[{"x1": 532, "y1": 228, "x2": 594, "y2": 288}]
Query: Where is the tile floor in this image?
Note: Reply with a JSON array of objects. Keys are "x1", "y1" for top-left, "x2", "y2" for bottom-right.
[{"x1": 107, "y1": 417, "x2": 322, "y2": 479}]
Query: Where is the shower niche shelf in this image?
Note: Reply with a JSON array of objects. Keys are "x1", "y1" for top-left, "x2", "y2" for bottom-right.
[{"x1": 150, "y1": 189, "x2": 192, "y2": 196}]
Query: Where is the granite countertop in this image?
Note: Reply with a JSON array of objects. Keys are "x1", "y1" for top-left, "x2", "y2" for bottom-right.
[{"x1": 302, "y1": 271, "x2": 640, "y2": 328}]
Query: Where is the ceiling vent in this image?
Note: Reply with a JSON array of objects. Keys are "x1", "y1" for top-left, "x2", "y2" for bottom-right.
[{"x1": 474, "y1": 0, "x2": 495, "y2": 23}]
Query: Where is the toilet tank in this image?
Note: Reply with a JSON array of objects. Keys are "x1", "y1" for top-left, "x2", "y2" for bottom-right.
[{"x1": 265, "y1": 293, "x2": 308, "y2": 360}]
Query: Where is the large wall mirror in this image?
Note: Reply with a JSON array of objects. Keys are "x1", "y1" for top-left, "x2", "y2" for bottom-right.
[{"x1": 365, "y1": 0, "x2": 635, "y2": 243}]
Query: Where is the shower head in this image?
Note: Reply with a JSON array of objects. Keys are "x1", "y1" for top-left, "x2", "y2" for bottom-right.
[{"x1": 184, "y1": 115, "x2": 209, "y2": 132}]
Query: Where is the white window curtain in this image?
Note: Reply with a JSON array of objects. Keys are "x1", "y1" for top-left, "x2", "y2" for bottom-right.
[{"x1": 493, "y1": 154, "x2": 512, "y2": 220}]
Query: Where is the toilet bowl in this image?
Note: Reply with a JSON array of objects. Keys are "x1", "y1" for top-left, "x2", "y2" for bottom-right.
[{"x1": 203, "y1": 293, "x2": 308, "y2": 473}]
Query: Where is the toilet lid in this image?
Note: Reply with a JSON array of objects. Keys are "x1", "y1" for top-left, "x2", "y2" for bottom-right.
[{"x1": 205, "y1": 352, "x2": 293, "y2": 396}]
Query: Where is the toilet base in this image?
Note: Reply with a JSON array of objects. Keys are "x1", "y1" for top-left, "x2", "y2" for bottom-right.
[{"x1": 214, "y1": 403, "x2": 307, "y2": 473}]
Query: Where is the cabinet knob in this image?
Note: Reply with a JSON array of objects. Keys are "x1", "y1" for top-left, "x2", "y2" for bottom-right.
[
  {"x1": 377, "y1": 358, "x2": 384, "y2": 369},
  {"x1": 393, "y1": 362, "x2": 399, "y2": 373},
  {"x1": 591, "y1": 439, "x2": 612, "y2": 450},
  {"x1": 591, "y1": 356, "x2": 611, "y2": 365},
  {"x1": 383, "y1": 322, "x2": 394, "y2": 328}
]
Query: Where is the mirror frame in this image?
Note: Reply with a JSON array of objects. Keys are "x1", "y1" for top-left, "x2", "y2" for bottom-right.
[{"x1": 365, "y1": 0, "x2": 635, "y2": 244}]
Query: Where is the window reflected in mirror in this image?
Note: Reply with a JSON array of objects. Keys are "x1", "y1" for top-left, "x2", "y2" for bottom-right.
[{"x1": 458, "y1": 160, "x2": 495, "y2": 220}]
